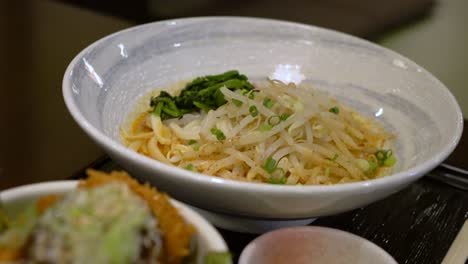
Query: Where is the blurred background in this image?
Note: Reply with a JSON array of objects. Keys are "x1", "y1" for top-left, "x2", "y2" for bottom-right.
[{"x1": 0, "y1": 0, "x2": 466, "y2": 190}]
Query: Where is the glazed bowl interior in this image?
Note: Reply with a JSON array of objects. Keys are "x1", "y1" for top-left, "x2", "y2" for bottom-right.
[
  {"x1": 66, "y1": 17, "x2": 460, "y2": 175},
  {"x1": 63, "y1": 17, "x2": 462, "y2": 219}
]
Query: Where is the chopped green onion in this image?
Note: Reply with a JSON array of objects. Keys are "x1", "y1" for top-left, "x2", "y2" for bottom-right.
[
  {"x1": 210, "y1": 128, "x2": 226, "y2": 141},
  {"x1": 264, "y1": 157, "x2": 277, "y2": 173},
  {"x1": 248, "y1": 90, "x2": 258, "y2": 99},
  {"x1": 268, "y1": 115, "x2": 281, "y2": 126},
  {"x1": 263, "y1": 97, "x2": 274, "y2": 108},
  {"x1": 325, "y1": 167, "x2": 330, "y2": 177},
  {"x1": 375, "y1": 149, "x2": 394, "y2": 166},
  {"x1": 232, "y1": 99, "x2": 243, "y2": 107},
  {"x1": 269, "y1": 168, "x2": 286, "y2": 184},
  {"x1": 185, "y1": 164, "x2": 196, "y2": 171},
  {"x1": 356, "y1": 159, "x2": 370, "y2": 171},
  {"x1": 384, "y1": 155, "x2": 397, "y2": 167},
  {"x1": 276, "y1": 167, "x2": 285, "y2": 177},
  {"x1": 280, "y1": 113, "x2": 290, "y2": 121},
  {"x1": 331, "y1": 153, "x2": 339, "y2": 161},
  {"x1": 329, "y1": 106, "x2": 340, "y2": 114},
  {"x1": 249, "y1": 105, "x2": 258, "y2": 117},
  {"x1": 243, "y1": 89, "x2": 258, "y2": 99},
  {"x1": 366, "y1": 161, "x2": 378, "y2": 175},
  {"x1": 375, "y1": 150, "x2": 385, "y2": 160},
  {"x1": 259, "y1": 124, "x2": 272, "y2": 132},
  {"x1": 204, "y1": 252, "x2": 232, "y2": 264},
  {"x1": 269, "y1": 176, "x2": 287, "y2": 184},
  {"x1": 188, "y1": 140, "x2": 200, "y2": 150}
]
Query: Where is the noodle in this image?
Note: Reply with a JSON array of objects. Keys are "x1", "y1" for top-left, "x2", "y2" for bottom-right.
[{"x1": 122, "y1": 79, "x2": 395, "y2": 185}]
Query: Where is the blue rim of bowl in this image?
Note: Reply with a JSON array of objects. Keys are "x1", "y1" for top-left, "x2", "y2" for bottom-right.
[{"x1": 62, "y1": 16, "x2": 464, "y2": 195}]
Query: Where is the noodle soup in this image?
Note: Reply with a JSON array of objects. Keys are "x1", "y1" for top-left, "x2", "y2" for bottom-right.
[{"x1": 122, "y1": 71, "x2": 396, "y2": 185}]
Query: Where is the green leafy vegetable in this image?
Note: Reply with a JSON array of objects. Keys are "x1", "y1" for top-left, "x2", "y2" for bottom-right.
[
  {"x1": 204, "y1": 252, "x2": 232, "y2": 264},
  {"x1": 249, "y1": 105, "x2": 259, "y2": 117},
  {"x1": 193, "y1": 101, "x2": 212, "y2": 112},
  {"x1": 264, "y1": 157, "x2": 277, "y2": 173},
  {"x1": 325, "y1": 167, "x2": 330, "y2": 177},
  {"x1": 263, "y1": 97, "x2": 274, "y2": 109},
  {"x1": 329, "y1": 106, "x2": 340, "y2": 114},
  {"x1": 150, "y1": 70, "x2": 254, "y2": 120},
  {"x1": 210, "y1": 128, "x2": 226, "y2": 141},
  {"x1": 188, "y1": 139, "x2": 197, "y2": 145}
]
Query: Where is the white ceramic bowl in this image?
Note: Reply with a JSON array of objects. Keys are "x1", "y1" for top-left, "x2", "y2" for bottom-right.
[
  {"x1": 239, "y1": 226, "x2": 397, "y2": 264},
  {"x1": 0, "y1": 181, "x2": 229, "y2": 264},
  {"x1": 62, "y1": 17, "x2": 463, "y2": 228}
]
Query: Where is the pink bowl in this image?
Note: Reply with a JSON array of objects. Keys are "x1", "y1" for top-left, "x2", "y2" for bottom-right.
[{"x1": 239, "y1": 226, "x2": 397, "y2": 264}]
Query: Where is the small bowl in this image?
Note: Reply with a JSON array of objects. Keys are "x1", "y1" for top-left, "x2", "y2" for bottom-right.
[
  {"x1": 63, "y1": 17, "x2": 463, "y2": 232},
  {"x1": 0, "y1": 181, "x2": 229, "y2": 264},
  {"x1": 239, "y1": 226, "x2": 397, "y2": 264}
]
